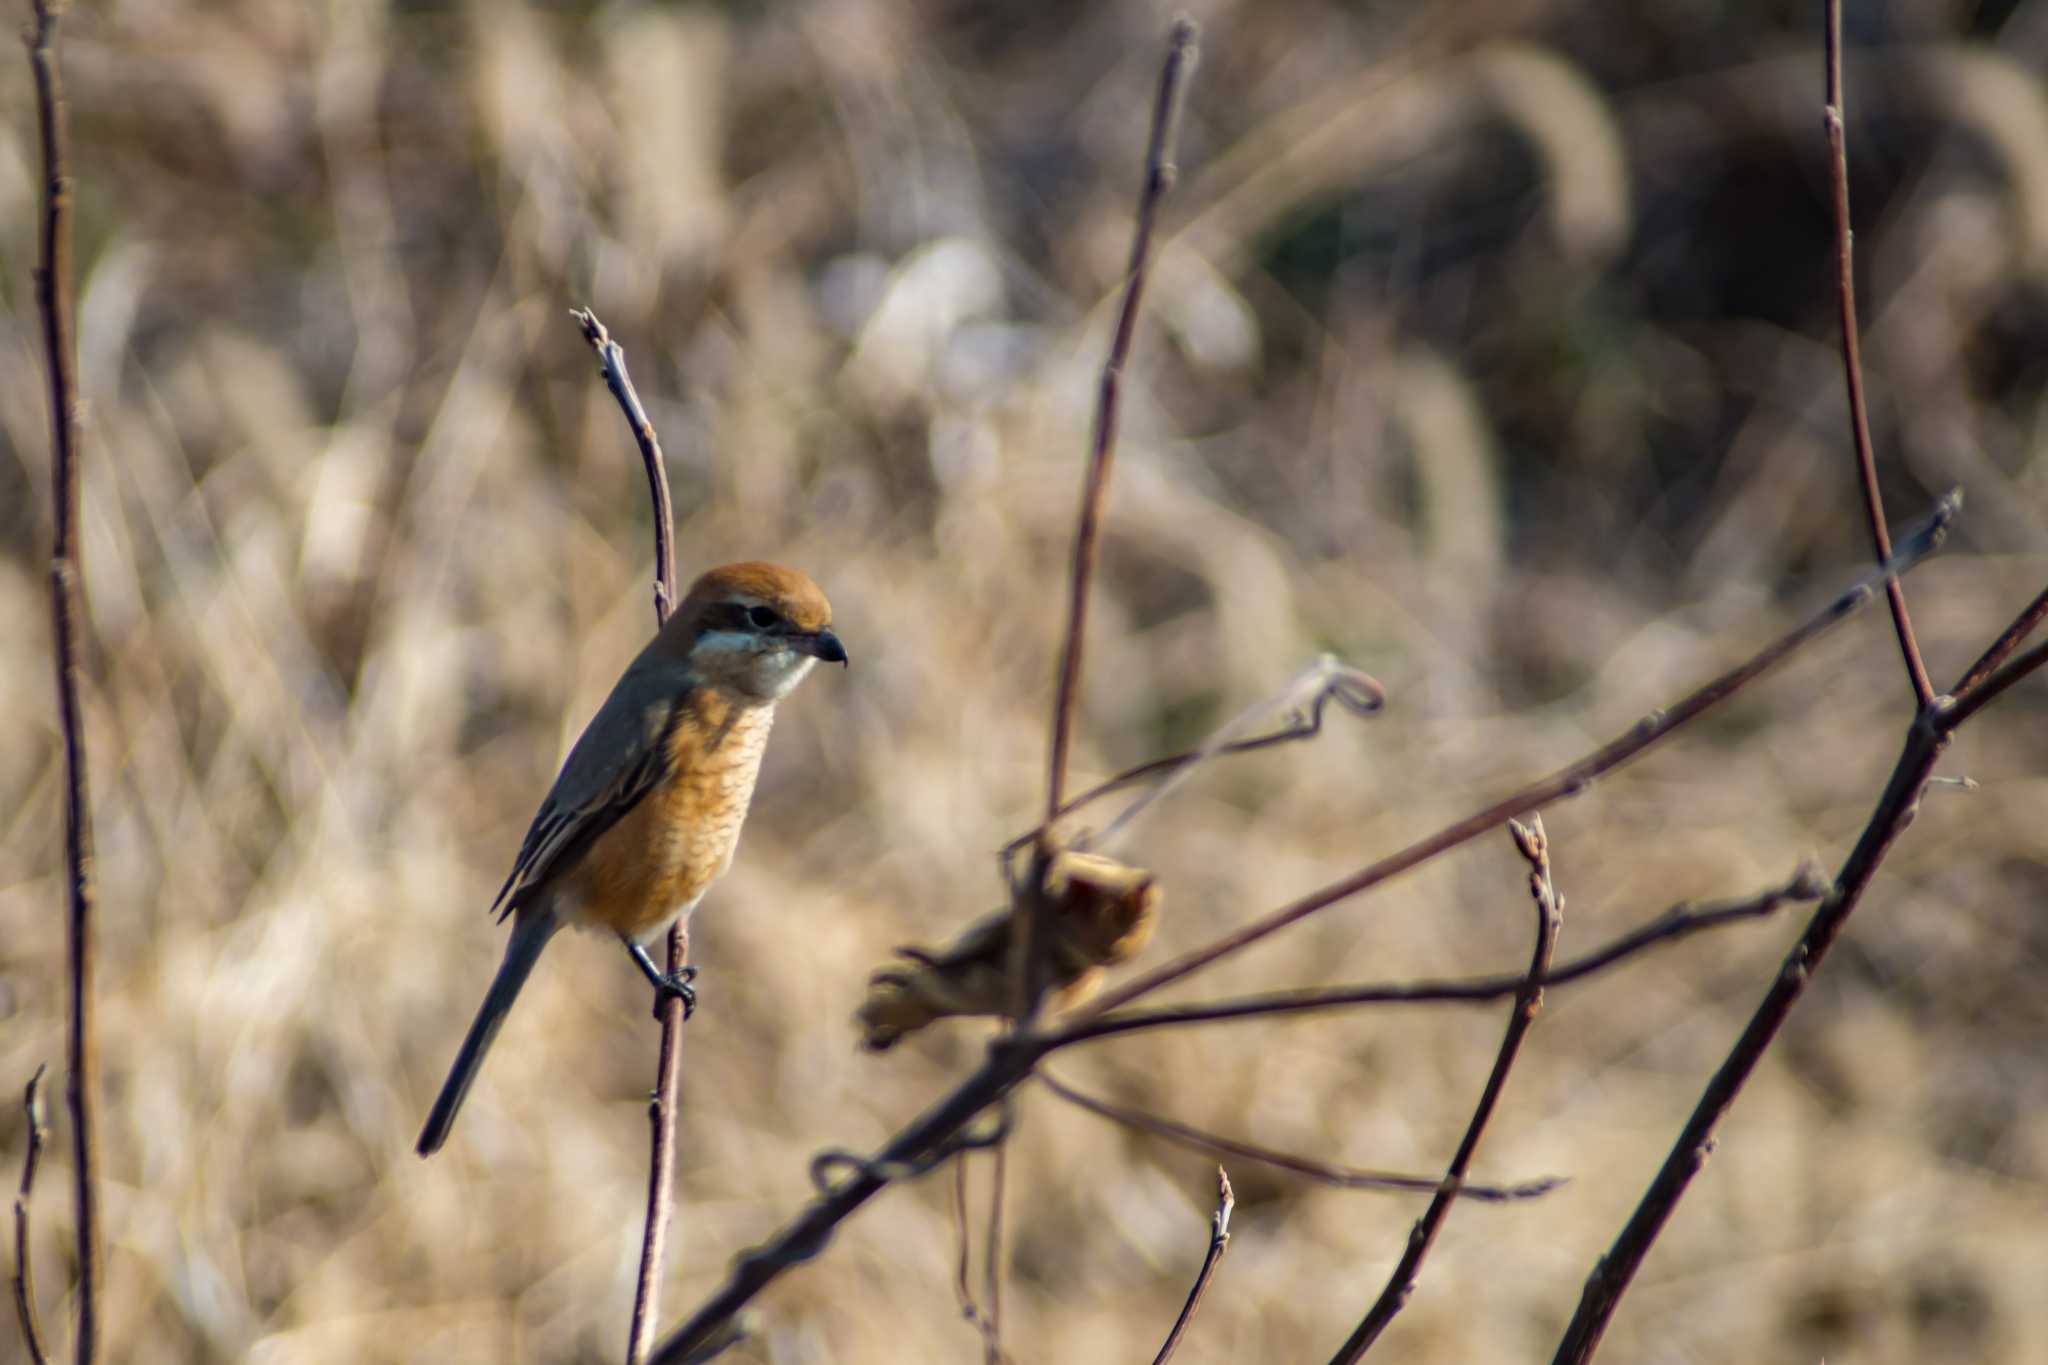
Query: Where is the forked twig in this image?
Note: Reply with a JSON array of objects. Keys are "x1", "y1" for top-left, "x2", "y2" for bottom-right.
[
  {"x1": 1950, "y1": 583, "x2": 2048, "y2": 700},
  {"x1": 1330, "y1": 817, "x2": 1564, "y2": 1361},
  {"x1": 1053, "y1": 867, "x2": 1828, "y2": 1046},
  {"x1": 1041, "y1": 1071, "x2": 1560, "y2": 1203},
  {"x1": 11, "y1": 1068, "x2": 50, "y2": 1365},
  {"x1": 1044, "y1": 17, "x2": 1199, "y2": 821},
  {"x1": 1007, "y1": 658, "x2": 1383, "y2": 862},
  {"x1": 27, "y1": 3, "x2": 102, "y2": 1360},
  {"x1": 1945, "y1": 634, "x2": 2048, "y2": 731},
  {"x1": 572, "y1": 308, "x2": 687, "y2": 1365},
  {"x1": 1149, "y1": 1168, "x2": 1234, "y2": 1365},
  {"x1": 1822, "y1": 0, "x2": 1934, "y2": 709},
  {"x1": 1062, "y1": 494, "x2": 1954, "y2": 1027}
]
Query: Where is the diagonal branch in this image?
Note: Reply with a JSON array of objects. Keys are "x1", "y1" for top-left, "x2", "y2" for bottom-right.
[
  {"x1": 1950, "y1": 582, "x2": 2048, "y2": 701},
  {"x1": 1044, "y1": 18, "x2": 1199, "y2": 821},
  {"x1": 572, "y1": 308, "x2": 688, "y2": 1365},
  {"x1": 28, "y1": 3, "x2": 103, "y2": 1360},
  {"x1": 1010, "y1": 661, "x2": 1382, "y2": 861},
  {"x1": 1942, "y1": 631, "x2": 2048, "y2": 731},
  {"x1": 1149, "y1": 1168, "x2": 1234, "y2": 1365},
  {"x1": 1041, "y1": 1071, "x2": 1560, "y2": 1203},
  {"x1": 1063, "y1": 494, "x2": 1953, "y2": 1025},
  {"x1": 1051, "y1": 866, "x2": 1827, "y2": 1046},
  {"x1": 12, "y1": 1067, "x2": 50, "y2": 1365},
  {"x1": 1822, "y1": 0, "x2": 1935, "y2": 709},
  {"x1": 1328, "y1": 816, "x2": 1564, "y2": 1362},
  {"x1": 1548, "y1": 715, "x2": 1944, "y2": 1363}
]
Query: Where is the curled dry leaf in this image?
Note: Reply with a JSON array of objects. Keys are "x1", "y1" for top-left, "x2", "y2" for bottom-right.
[{"x1": 857, "y1": 852, "x2": 1161, "y2": 1051}]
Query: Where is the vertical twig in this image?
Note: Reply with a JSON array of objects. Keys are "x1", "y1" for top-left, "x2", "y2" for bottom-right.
[
  {"x1": 28, "y1": 3, "x2": 101, "y2": 1361},
  {"x1": 573, "y1": 309, "x2": 686, "y2": 1365},
  {"x1": 1043, "y1": 17, "x2": 1199, "y2": 822},
  {"x1": 980, "y1": 1143, "x2": 1007, "y2": 1364},
  {"x1": 12, "y1": 1068, "x2": 51, "y2": 1365},
  {"x1": 1329, "y1": 817, "x2": 1563, "y2": 1362},
  {"x1": 1822, "y1": 0, "x2": 1935, "y2": 709},
  {"x1": 1547, "y1": 21, "x2": 1968, "y2": 1356},
  {"x1": 1149, "y1": 1168, "x2": 1235, "y2": 1365}
]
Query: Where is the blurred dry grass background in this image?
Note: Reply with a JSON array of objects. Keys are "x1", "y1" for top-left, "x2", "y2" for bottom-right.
[{"x1": 3, "y1": 0, "x2": 2048, "y2": 1361}]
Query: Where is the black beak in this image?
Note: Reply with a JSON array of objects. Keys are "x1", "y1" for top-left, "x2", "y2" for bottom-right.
[{"x1": 800, "y1": 628, "x2": 849, "y2": 666}]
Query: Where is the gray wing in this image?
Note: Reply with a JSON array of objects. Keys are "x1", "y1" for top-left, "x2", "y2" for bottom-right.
[{"x1": 489, "y1": 676, "x2": 683, "y2": 919}]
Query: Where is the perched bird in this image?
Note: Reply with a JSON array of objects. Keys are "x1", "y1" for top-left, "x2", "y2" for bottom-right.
[{"x1": 417, "y1": 561, "x2": 846, "y2": 1156}]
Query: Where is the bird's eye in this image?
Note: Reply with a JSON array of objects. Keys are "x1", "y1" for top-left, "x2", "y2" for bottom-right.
[{"x1": 746, "y1": 605, "x2": 780, "y2": 630}]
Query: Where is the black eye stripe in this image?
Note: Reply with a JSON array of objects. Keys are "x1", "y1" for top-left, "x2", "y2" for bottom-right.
[{"x1": 746, "y1": 604, "x2": 781, "y2": 630}]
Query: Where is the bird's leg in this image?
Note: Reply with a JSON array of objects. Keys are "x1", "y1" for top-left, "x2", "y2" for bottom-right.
[{"x1": 623, "y1": 936, "x2": 697, "y2": 1018}]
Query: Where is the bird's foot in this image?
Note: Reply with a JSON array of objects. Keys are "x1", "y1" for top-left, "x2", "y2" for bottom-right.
[
  {"x1": 653, "y1": 965, "x2": 697, "y2": 1020},
  {"x1": 623, "y1": 938, "x2": 698, "y2": 1020}
]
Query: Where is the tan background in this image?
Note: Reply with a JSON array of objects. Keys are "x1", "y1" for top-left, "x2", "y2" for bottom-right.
[{"x1": 4, "y1": 0, "x2": 2047, "y2": 1360}]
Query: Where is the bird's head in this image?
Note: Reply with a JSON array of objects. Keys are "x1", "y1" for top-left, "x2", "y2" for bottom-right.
[{"x1": 662, "y1": 561, "x2": 847, "y2": 701}]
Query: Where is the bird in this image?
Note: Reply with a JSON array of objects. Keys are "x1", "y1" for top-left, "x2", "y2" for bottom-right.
[{"x1": 416, "y1": 561, "x2": 847, "y2": 1157}]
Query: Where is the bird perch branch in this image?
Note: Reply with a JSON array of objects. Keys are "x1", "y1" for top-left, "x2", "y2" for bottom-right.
[
  {"x1": 28, "y1": 2, "x2": 102, "y2": 1359},
  {"x1": 572, "y1": 308, "x2": 689, "y2": 1365}
]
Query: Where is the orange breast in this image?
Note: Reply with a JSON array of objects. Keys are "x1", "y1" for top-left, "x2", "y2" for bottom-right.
[{"x1": 558, "y1": 694, "x2": 776, "y2": 940}]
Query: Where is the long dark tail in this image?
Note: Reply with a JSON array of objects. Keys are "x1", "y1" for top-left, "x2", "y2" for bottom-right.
[{"x1": 417, "y1": 910, "x2": 561, "y2": 1156}]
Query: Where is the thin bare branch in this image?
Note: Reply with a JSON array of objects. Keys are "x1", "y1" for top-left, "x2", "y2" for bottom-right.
[
  {"x1": 1149, "y1": 1168, "x2": 1234, "y2": 1365},
  {"x1": 1064, "y1": 495, "x2": 1952, "y2": 1025},
  {"x1": 12, "y1": 1068, "x2": 50, "y2": 1365},
  {"x1": 648, "y1": 1054, "x2": 1043, "y2": 1364},
  {"x1": 1090, "y1": 658, "x2": 1382, "y2": 853},
  {"x1": 981, "y1": 1143, "x2": 1007, "y2": 1365},
  {"x1": 1329, "y1": 816, "x2": 1565, "y2": 1362},
  {"x1": 1548, "y1": 713, "x2": 1946, "y2": 1362},
  {"x1": 949, "y1": 1159, "x2": 998, "y2": 1352},
  {"x1": 1006, "y1": 660, "x2": 1383, "y2": 862},
  {"x1": 1950, "y1": 582, "x2": 2048, "y2": 700},
  {"x1": 1822, "y1": 0, "x2": 1935, "y2": 709},
  {"x1": 573, "y1": 309, "x2": 678, "y2": 622},
  {"x1": 1044, "y1": 18, "x2": 1199, "y2": 820},
  {"x1": 1041, "y1": 1072, "x2": 1559, "y2": 1203},
  {"x1": 28, "y1": 2, "x2": 102, "y2": 1359},
  {"x1": 1052, "y1": 867, "x2": 1828, "y2": 1046},
  {"x1": 573, "y1": 308, "x2": 688, "y2": 1365},
  {"x1": 1941, "y1": 634, "x2": 2048, "y2": 732}
]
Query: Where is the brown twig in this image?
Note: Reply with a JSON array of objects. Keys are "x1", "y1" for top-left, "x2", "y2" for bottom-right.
[
  {"x1": 1822, "y1": 0, "x2": 1935, "y2": 709},
  {"x1": 1041, "y1": 1071, "x2": 1560, "y2": 1203},
  {"x1": 1950, "y1": 583, "x2": 2048, "y2": 700},
  {"x1": 980, "y1": 1143, "x2": 1007, "y2": 1365},
  {"x1": 949, "y1": 1159, "x2": 999, "y2": 1353},
  {"x1": 1149, "y1": 1168, "x2": 1234, "y2": 1365},
  {"x1": 28, "y1": 4, "x2": 101, "y2": 1361},
  {"x1": 1043, "y1": 17, "x2": 1198, "y2": 822},
  {"x1": 1063, "y1": 493, "x2": 1953, "y2": 1027},
  {"x1": 1549, "y1": 722, "x2": 1944, "y2": 1362},
  {"x1": 1006, "y1": 659, "x2": 1383, "y2": 862},
  {"x1": 1054, "y1": 867, "x2": 1827, "y2": 1046},
  {"x1": 1330, "y1": 817, "x2": 1565, "y2": 1362},
  {"x1": 12, "y1": 1068, "x2": 50, "y2": 1365},
  {"x1": 573, "y1": 308, "x2": 688, "y2": 1365},
  {"x1": 1944, "y1": 631, "x2": 2048, "y2": 730}
]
